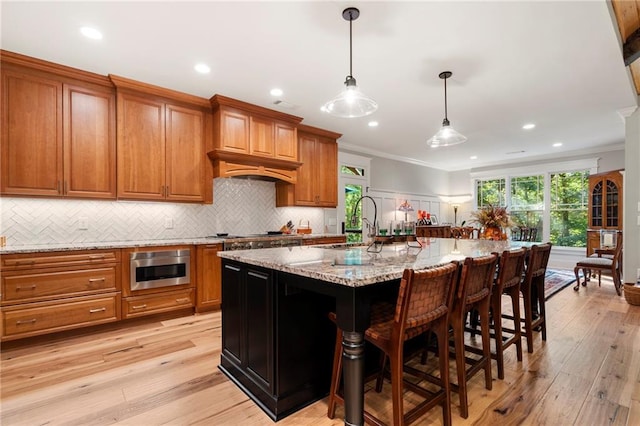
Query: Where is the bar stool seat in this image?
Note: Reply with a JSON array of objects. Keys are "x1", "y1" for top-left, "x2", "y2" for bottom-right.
[{"x1": 327, "y1": 262, "x2": 460, "y2": 426}]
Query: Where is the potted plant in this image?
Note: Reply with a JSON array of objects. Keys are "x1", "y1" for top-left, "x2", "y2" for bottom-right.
[{"x1": 470, "y1": 204, "x2": 512, "y2": 240}]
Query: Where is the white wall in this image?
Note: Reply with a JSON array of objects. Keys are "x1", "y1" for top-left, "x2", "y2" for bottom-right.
[
  {"x1": 624, "y1": 109, "x2": 640, "y2": 284},
  {"x1": 0, "y1": 178, "x2": 329, "y2": 247}
]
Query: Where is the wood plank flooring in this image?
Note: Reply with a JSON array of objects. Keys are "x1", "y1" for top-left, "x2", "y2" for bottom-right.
[{"x1": 1, "y1": 276, "x2": 638, "y2": 425}]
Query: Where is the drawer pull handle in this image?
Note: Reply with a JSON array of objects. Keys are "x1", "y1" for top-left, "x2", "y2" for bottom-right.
[
  {"x1": 88, "y1": 278, "x2": 106, "y2": 283},
  {"x1": 16, "y1": 319, "x2": 37, "y2": 325},
  {"x1": 132, "y1": 304, "x2": 147, "y2": 310},
  {"x1": 89, "y1": 255, "x2": 105, "y2": 260},
  {"x1": 15, "y1": 260, "x2": 35, "y2": 266},
  {"x1": 176, "y1": 298, "x2": 190, "y2": 303},
  {"x1": 16, "y1": 285, "x2": 37, "y2": 291},
  {"x1": 89, "y1": 307, "x2": 107, "y2": 313}
]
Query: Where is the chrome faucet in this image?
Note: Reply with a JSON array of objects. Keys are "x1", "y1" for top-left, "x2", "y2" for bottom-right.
[{"x1": 350, "y1": 195, "x2": 378, "y2": 241}]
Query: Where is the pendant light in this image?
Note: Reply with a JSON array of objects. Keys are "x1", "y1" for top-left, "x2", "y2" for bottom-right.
[
  {"x1": 322, "y1": 7, "x2": 378, "y2": 118},
  {"x1": 427, "y1": 71, "x2": 467, "y2": 147}
]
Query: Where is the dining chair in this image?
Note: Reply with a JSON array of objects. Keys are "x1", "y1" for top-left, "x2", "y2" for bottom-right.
[
  {"x1": 327, "y1": 262, "x2": 460, "y2": 426},
  {"x1": 519, "y1": 243, "x2": 552, "y2": 353},
  {"x1": 448, "y1": 254, "x2": 499, "y2": 419},
  {"x1": 573, "y1": 234, "x2": 623, "y2": 296}
]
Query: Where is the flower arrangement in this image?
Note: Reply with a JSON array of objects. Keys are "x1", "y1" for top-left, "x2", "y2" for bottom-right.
[{"x1": 470, "y1": 204, "x2": 512, "y2": 229}]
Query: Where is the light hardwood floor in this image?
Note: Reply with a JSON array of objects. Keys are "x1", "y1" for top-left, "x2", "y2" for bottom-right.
[{"x1": 1, "y1": 275, "x2": 638, "y2": 426}]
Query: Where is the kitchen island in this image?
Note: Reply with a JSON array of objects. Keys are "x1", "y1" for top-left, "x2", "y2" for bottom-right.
[{"x1": 218, "y1": 238, "x2": 533, "y2": 425}]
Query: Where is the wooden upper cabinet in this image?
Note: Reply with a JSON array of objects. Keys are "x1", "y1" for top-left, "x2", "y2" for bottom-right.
[
  {"x1": 219, "y1": 108, "x2": 249, "y2": 154},
  {"x1": 1, "y1": 69, "x2": 63, "y2": 196},
  {"x1": 111, "y1": 75, "x2": 211, "y2": 203},
  {"x1": 165, "y1": 104, "x2": 205, "y2": 201},
  {"x1": 249, "y1": 114, "x2": 275, "y2": 157},
  {"x1": 276, "y1": 124, "x2": 341, "y2": 207},
  {"x1": 274, "y1": 122, "x2": 297, "y2": 161},
  {"x1": 64, "y1": 84, "x2": 116, "y2": 198},
  {"x1": 1, "y1": 54, "x2": 116, "y2": 199},
  {"x1": 116, "y1": 92, "x2": 166, "y2": 200},
  {"x1": 211, "y1": 95, "x2": 302, "y2": 162}
]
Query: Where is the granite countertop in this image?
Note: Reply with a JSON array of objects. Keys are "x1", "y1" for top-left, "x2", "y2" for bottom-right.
[
  {"x1": 219, "y1": 239, "x2": 530, "y2": 287},
  {"x1": 0, "y1": 234, "x2": 345, "y2": 254}
]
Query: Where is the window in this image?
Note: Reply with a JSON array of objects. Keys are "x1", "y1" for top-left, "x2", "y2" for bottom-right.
[
  {"x1": 510, "y1": 175, "x2": 544, "y2": 241},
  {"x1": 549, "y1": 171, "x2": 588, "y2": 247},
  {"x1": 476, "y1": 178, "x2": 505, "y2": 207},
  {"x1": 472, "y1": 158, "x2": 596, "y2": 248}
]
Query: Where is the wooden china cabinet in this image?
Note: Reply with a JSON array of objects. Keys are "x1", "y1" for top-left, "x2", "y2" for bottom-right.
[{"x1": 586, "y1": 170, "x2": 623, "y2": 256}]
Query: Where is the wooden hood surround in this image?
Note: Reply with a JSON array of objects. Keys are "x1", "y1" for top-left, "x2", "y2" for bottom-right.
[{"x1": 209, "y1": 95, "x2": 304, "y2": 184}]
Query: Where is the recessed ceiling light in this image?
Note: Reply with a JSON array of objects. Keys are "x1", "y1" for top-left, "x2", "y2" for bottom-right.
[
  {"x1": 270, "y1": 88, "x2": 283, "y2": 97},
  {"x1": 522, "y1": 123, "x2": 536, "y2": 130},
  {"x1": 553, "y1": 142, "x2": 563, "y2": 147},
  {"x1": 80, "y1": 26, "x2": 102, "y2": 40},
  {"x1": 470, "y1": 155, "x2": 478, "y2": 160},
  {"x1": 194, "y1": 63, "x2": 211, "y2": 74},
  {"x1": 368, "y1": 121, "x2": 379, "y2": 127}
]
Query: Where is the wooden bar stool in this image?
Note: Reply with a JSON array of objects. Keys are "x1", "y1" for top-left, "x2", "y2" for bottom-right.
[
  {"x1": 520, "y1": 243, "x2": 552, "y2": 353},
  {"x1": 327, "y1": 262, "x2": 460, "y2": 426},
  {"x1": 449, "y1": 254, "x2": 498, "y2": 419},
  {"x1": 491, "y1": 248, "x2": 527, "y2": 379}
]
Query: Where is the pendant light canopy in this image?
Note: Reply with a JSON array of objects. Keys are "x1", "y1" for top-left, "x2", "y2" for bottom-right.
[
  {"x1": 427, "y1": 71, "x2": 467, "y2": 147},
  {"x1": 322, "y1": 7, "x2": 378, "y2": 118}
]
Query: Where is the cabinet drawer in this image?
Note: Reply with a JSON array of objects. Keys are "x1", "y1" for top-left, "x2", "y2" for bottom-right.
[
  {"x1": 2, "y1": 293, "x2": 120, "y2": 339},
  {"x1": 303, "y1": 236, "x2": 346, "y2": 246},
  {"x1": 123, "y1": 288, "x2": 194, "y2": 319},
  {"x1": 1, "y1": 249, "x2": 120, "y2": 271},
  {"x1": 2, "y1": 267, "x2": 117, "y2": 303}
]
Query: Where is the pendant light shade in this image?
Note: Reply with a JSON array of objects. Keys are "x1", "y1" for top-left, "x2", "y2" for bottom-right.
[
  {"x1": 322, "y1": 7, "x2": 378, "y2": 118},
  {"x1": 427, "y1": 71, "x2": 467, "y2": 147}
]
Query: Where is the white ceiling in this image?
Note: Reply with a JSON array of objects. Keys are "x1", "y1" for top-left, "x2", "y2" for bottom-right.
[{"x1": 1, "y1": 1, "x2": 637, "y2": 171}]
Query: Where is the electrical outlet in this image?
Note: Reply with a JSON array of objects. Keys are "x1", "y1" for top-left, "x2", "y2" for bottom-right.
[
  {"x1": 164, "y1": 217, "x2": 173, "y2": 229},
  {"x1": 637, "y1": 268, "x2": 640, "y2": 280},
  {"x1": 78, "y1": 217, "x2": 88, "y2": 230}
]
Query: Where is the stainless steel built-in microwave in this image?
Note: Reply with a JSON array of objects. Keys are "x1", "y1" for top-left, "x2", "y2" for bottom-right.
[{"x1": 129, "y1": 249, "x2": 190, "y2": 291}]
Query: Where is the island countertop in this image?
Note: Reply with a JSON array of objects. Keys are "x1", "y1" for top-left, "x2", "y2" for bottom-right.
[{"x1": 218, "y1": 238, "x2": 533, "y2": 287}]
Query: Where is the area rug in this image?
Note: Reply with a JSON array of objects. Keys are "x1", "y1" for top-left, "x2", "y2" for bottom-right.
[{"x1": 545, "y1": 269, "x2": 578, "y2": 300}]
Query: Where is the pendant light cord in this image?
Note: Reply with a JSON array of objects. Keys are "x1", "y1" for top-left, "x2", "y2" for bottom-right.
[
  {"x1": 443, "y1": 75, "x2": 448, "y2": 120},
  {"x1": 349, "y1": 11, "x2": 353, "y2": 78}
]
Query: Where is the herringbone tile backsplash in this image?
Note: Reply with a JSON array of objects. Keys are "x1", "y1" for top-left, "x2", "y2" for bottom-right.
[{"x1": 0, "y1": 178, "x2": 331, "y2": 246}]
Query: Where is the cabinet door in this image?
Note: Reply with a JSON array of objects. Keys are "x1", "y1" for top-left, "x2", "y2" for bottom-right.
[
  {"x1": 222, "y1": 262, "x2": 243, "y2": 363},
  {"x1": 117, "y1": 93, "x2": 166, "y2": 200},
  {"x1": 165, "y1": 104, "x2": 205, "y2": 202},
  {"x1": 219, "y1": 108, "x2": 249, "y2": 153},
  {"x1": 249, "y1": 115, "x2": 274, "y2": 157},
  {"x1": 315, "y1": 138, "x2": 338, "y2": 206},
  {"x1": 64, "y1": 84, "x2": 116, "y2": 199},
  {"x1": 196, "y1": 244, "x2": 222, "y2": 311},
  {"x1": 1, "y1": 70, "x2": 63, "y2": 196},
  {"x1": 245, "y1": 268, "x2": 273, "y2": 392},
  {"x1": 293, "y1": 135, "x2": 318, "y2": 205},
  {"x1": 274, "y1": 122, "x2": 297, "y2": 161}
]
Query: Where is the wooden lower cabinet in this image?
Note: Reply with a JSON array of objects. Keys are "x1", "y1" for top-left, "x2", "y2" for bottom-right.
[
  {"x1": 122, "y1": 288, "x2": 194, "y2": 319},
  {"x1": 196, "y1": 244, "x2": 222, "y2": 311},
  {"x1": 2, "y1": 293, "x2": 120, "y2": 340},
  {"x1": 0, "y1": 248, "x2": 122, "y2": 341}
]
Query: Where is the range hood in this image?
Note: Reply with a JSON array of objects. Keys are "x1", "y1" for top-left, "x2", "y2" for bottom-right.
[{"x1": 208, "y1": 150, "x2": 302, "y2": 183}]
